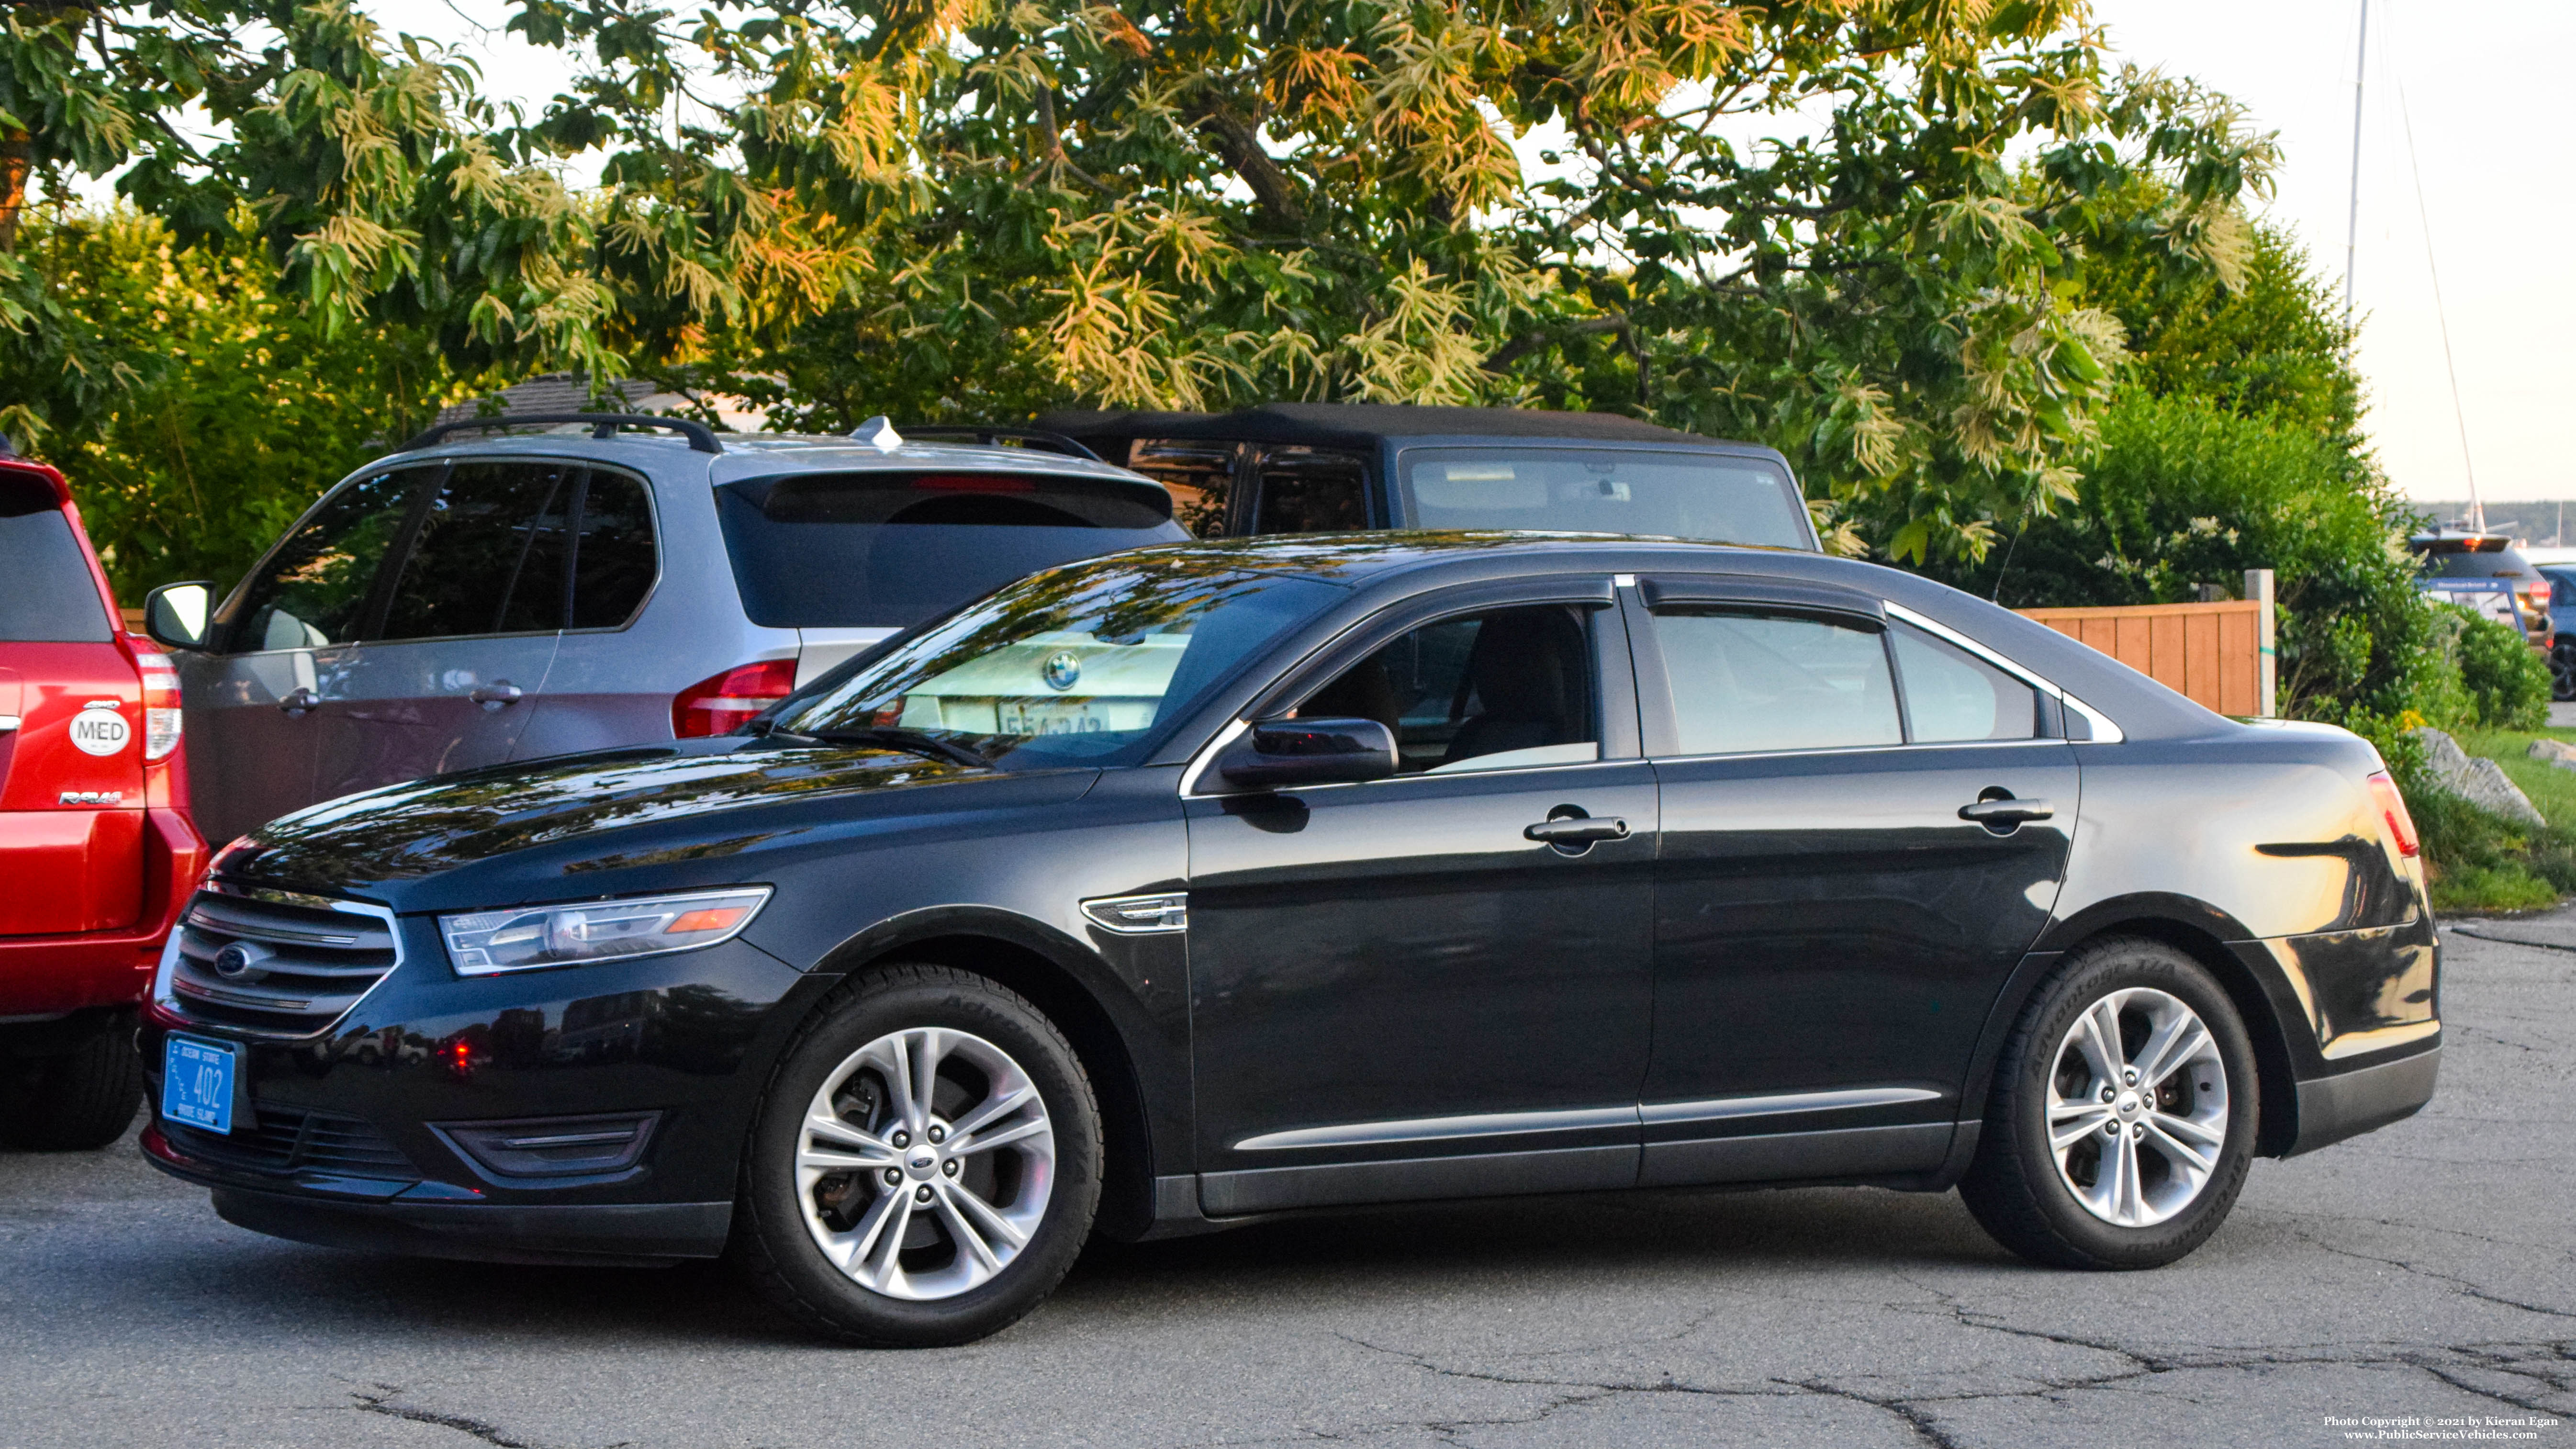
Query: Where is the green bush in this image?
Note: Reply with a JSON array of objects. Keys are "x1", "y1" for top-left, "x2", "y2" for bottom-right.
[
  {"x1": 2450, "y1": 607, "x2": 2552, "y2": 729},
  {"x1": 1926, "y1": 389, "x2": 2440, "y2": 728}
]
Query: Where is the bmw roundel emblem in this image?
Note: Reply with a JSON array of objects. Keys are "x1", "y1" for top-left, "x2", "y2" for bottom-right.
[{"x1": 1042, "y1": 652, "x2": 1082, "y2": 691}]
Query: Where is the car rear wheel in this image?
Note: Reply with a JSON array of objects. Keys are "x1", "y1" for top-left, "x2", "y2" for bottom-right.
[
  {"x1": 2552, "y1": 639, "x2": 2576, "y2": 702},
  {"x1": 0, "y1": 1011, "x2": 144, "y2": 1151},
  {"x1": 1959, "y1": 938, "x2": 2258, "y2": 1269},
  {"x1": 736, "y1": 964, "x2": 1102, "y2": 1346}
]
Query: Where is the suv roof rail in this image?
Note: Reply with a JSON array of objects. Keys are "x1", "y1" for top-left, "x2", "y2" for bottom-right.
[
  {"x1": 405, "y1": 413, "x2": 724, "y2": 455},
  {"x1": 897, "y1": 426, "x2": 1102, "y2": 462}
]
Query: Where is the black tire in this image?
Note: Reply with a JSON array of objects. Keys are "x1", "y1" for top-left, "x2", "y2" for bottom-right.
[
  {"x1": 2552, "y1": 640, "x2": 2576, "y2": 702},
  {"x1": 1959, "y1": 938, "x2": 2259, "y2": 1269},
  {"x1": 735, "y1": 964, "x2": 1103, "y2": 1347},
  {"x1": 0, "y1": 1011, "x2": 145, "y2": 1151}
]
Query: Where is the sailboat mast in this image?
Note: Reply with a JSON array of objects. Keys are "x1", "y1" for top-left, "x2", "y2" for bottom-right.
[{"x1": 2345, "y1": 0, "x2": 2368, "y2": 324}]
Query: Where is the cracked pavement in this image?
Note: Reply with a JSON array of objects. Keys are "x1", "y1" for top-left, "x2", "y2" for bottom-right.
[{"x1": 5, "y1": 919, "x2": 2571, "y2": 1449}]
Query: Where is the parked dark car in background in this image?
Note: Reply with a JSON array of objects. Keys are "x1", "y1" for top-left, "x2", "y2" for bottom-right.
[
  {"x1": 1038, "y1": 403, "x2": 1819, "y2": 550},
  {"x1": 139, "y1": 533, "x2": 2437, "y2": 1346},
  {"x1": 2410, "y1": 527, "x2": 2553, "y2": 652},
  {"x1": 140, "y1": 416, "x2": 1189, "y2": 846},
  {"x1": 0, "y1": 443, "x2": 208, "y2": 1148},
  {"x1": 2538, "y1": 564, "x2": 2576, "y2": 700}
]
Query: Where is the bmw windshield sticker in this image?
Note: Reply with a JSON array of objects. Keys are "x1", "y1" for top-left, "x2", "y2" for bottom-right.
[{"x1": 68, "y1": 700, "x2": 132, "y2": 757}]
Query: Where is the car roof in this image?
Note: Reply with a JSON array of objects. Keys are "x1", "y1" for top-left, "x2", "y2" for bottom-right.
[
  {"x1": 1033, "y1": 403, "x2": 1747, "y2": 450},
  {"x1": 1096, "y1": 532, "x2": 2235, "y2": 741},
  {"x1": 370, "y1": 427, "x2": 1168, "y2": 495}
]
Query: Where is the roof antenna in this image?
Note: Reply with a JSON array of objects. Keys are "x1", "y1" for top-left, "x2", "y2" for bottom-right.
[{"x1": 850, "y1": 416, "x2": 905, "y2": 453}]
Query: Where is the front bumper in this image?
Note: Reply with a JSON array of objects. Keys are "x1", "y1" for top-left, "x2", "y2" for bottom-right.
[
  {"x1": 139, "y1": 917, "x2": 816, "y2": 1264},
  {"x1": 201, "y1": 1174, "x2": 728, "y2": 1266}
]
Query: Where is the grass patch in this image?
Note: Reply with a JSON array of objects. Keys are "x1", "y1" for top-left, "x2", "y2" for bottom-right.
[{"x1": 2419, "y1": 728, "x2": 2576, "y2": 914}]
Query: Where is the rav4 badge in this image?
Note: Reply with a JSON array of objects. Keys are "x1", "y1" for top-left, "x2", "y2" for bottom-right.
[{"x1": 68, "y1": 699, "x2": 132, "y2": 757}]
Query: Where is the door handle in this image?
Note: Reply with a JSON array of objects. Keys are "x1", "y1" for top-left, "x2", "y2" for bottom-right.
[
  {"x1": 1524, "y1": 816, "x2": 1631, "y2": 845},
  {"x1": 1959, "y1": 798, "x2": 2055, "y2": 828},
  {"x1": 469, "y1": 682, "x2": 524, "y2": 710},
  {"x1": 277, "y1": 687, "x2": 318, "y2": 716}
]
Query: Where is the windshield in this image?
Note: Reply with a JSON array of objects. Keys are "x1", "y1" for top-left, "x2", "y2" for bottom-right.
[
  {"x1": 767, "y1": 554, "x2": 1348, "y2": 769},
  {"x1": 1398, "y1": 448, "x2": 1810, "y2": 550},
  {"x1": 716, "y1": 470, "x2": 1193, "y2": 628}
]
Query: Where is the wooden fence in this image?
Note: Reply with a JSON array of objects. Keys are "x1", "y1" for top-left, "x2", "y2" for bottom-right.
[{"x1": 2015, "y1": 571, "x2": 2276, "y2": 718}]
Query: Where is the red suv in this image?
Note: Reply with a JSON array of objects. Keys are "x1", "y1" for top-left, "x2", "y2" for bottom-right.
[{"x1": 0, "y1": 445, "x2": 206, "y2": 1148}]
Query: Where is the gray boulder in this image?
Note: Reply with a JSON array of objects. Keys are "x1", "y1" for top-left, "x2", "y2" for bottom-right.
[
  {"x1": 2412, "y1": 727, "x2": 2547, "y2": 828},
  {"x1": 2528, "y1": 738, "x2": 2576, "y2": 773}
]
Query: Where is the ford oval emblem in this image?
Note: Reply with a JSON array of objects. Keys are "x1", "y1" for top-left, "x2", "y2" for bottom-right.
[
  {"x1": 1042, "y1": 652, "x2": 1082, "y2": 692},
  {"x1": 213, "y1": 943, "x2": 257, "y2": 979}
]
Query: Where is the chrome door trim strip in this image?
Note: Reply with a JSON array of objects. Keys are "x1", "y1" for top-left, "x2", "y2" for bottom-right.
[
  {"x1": 1234, "y1": 1105, "x2": 1641, "y2": 1153},
  {"x1": 1234, "y1": 1086, "x2": 1949, "y2": 1153},
  {"x1": 1640, "y1": 1085, "x2": 1943, "y2": 1127},
  {"x1": 1881, "y1": 601, "x2": 2125, "y2": 744}
]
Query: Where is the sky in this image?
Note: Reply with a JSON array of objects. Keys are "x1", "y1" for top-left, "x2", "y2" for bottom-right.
[{"x1": 384, "y1": 1, "x2": 2568, "y2": 503}]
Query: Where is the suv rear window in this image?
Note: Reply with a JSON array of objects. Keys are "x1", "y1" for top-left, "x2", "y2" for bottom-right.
[
  {"x1": 1398, "y1": 448, "x2": 1809, "y2": 549},
  {"x1": 0, "y1": 473, "x2": 112, "y2": 643},
  {"x1": 716, "y1": 471, "x2": 1189, "y2": 628}
]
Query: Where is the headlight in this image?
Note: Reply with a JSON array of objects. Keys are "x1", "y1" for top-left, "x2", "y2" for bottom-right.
[{"x1": 439, "y1": 887, "x2": 773, "y2": 976}]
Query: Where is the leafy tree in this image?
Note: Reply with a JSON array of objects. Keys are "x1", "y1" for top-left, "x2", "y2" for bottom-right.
[
  {"x1": 510, "y1": 0, "x2": 2274, "y2": 564},
  {"x1": 2072, "y1": 187, "x2": 2361, "y2": 439},
  {"x1": 8, "y1": 206, "x2": 483, "y2": 598},
  {"x1": 0, "y1": 0, "x2": 759, "y2": 453}
]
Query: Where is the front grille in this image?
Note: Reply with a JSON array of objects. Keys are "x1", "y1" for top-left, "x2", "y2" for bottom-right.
[
  {"x1": 160, "y1": 886, "x2": 402, "y2": 1039},
  {"x1": 163, "y1": 1104, "x2": 414, "y2": 1178}
]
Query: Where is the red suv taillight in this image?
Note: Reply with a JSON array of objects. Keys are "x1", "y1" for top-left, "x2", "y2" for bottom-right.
[
  {"x1": 135, "y1": 649, "x2": 182, "y2": 761},
  {"x1": 672, "y1": 658, "x2": 797, "y2": 738},
  {"x1": 2366, "y1": 770, "x2": 2420, "y2": 858}
]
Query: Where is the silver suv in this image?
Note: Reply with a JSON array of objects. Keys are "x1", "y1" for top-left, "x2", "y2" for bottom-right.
[{"x1": 141, "y1": 416, "x2": 1187, "y2": 844}]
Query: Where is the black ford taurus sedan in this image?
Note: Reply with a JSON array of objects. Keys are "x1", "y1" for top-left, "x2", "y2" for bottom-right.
[{"x1": 140, "y1": 534, "x2": 2441, "y2": 1347}]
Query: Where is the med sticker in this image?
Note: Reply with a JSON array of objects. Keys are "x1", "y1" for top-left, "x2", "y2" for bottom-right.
[{"x1": 69, "y1": 700, "x2": 132, "y2": 757}]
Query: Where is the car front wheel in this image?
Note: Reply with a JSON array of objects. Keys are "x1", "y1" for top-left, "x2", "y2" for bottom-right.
[
  {"x1": 2552, "y1": 639, "x2": 2576, "y2": 702},
  {"x1": 736, "y1": 964, "x2": 1102, "y2": 1346},
  {"x1": 1959, "y1": 938, "x2": 2259, "y2": 1269}
]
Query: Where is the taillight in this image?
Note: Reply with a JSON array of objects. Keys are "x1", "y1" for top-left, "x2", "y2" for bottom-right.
[
  {"x1": 2366, "y1": 771, "x2": 2420, "y2": 858},
  {"x1": 136, "y1": 649, "x2": 182, "y2": 761},
  {"x1": 672, "y1": 658, "x2": 797, "y2": 738}
]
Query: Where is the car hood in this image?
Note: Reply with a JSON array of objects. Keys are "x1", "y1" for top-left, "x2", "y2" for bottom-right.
[{"x1": 215, "y1": 741, "x2": 1000, "y2": 898}]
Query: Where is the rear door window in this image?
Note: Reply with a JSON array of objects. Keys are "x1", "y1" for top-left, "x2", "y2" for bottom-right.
[
  {"x1": 716, "y1": 471, "x2": 1189, "y2": 628},
  {"x1": 1400, "y1": 449, "x2": 1809, "y2": 549},
  {"x1": 1889, "y1": 622, "x2": 2041, "y2": 742},
  {"x1": 225, "y1": 467, "x2": 429, "y2": 651},
  {"x1": 569, "y1": 470, "x2": 658, "y2": 629},
  {"x1": 0, "y1": 474, "x2": 111, "y2": 643},
  {"x1": 1652, "y1": 609, "x2": 1903, "y2": 755},
  {"x1": 375, "y1": 460, "x2": 579, "y2": 641}
]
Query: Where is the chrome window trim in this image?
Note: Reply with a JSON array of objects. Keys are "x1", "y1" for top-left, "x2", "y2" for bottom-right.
[
  {"x1": 156, "y1": 886, "x2": 406, "y2": 1044},
  {"x1": 1882, "y1": 600, "x2": 2125, "y2": 744},
  {"x1": 1182, "y1": 751, "x2": 1635, "y2": 802}
]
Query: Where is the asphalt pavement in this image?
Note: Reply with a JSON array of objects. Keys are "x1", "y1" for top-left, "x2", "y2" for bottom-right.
[{"x1": 4, "y1": 920, "x2": 2571, "y2": 1449}]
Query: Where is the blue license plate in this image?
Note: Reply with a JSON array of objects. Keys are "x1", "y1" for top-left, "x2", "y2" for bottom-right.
[{"x1": 162, "y1": 1035, "x2": 237, "y2": 1134}]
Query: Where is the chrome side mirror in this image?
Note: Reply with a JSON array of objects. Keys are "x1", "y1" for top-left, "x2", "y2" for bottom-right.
[
  {"x1": 143, "y1": 581, "x2": 214, "y2": 651},
  {"x1": 1216, "y1": 717, "x2": 1399, "y2": 790}
]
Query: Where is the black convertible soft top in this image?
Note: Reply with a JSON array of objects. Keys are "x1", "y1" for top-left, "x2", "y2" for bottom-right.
[{"x1": 1033, "y1": 403, "x2": 1709, "y2": 451}]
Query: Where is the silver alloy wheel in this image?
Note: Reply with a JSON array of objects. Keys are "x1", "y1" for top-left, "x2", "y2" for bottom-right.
[
  {"x1": 2044, "y1": 987, "x2": 2230, "y2": 1227},
  {"x1": 795, "y1": 1026, "x2": 1056, "y2": 1301}
]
